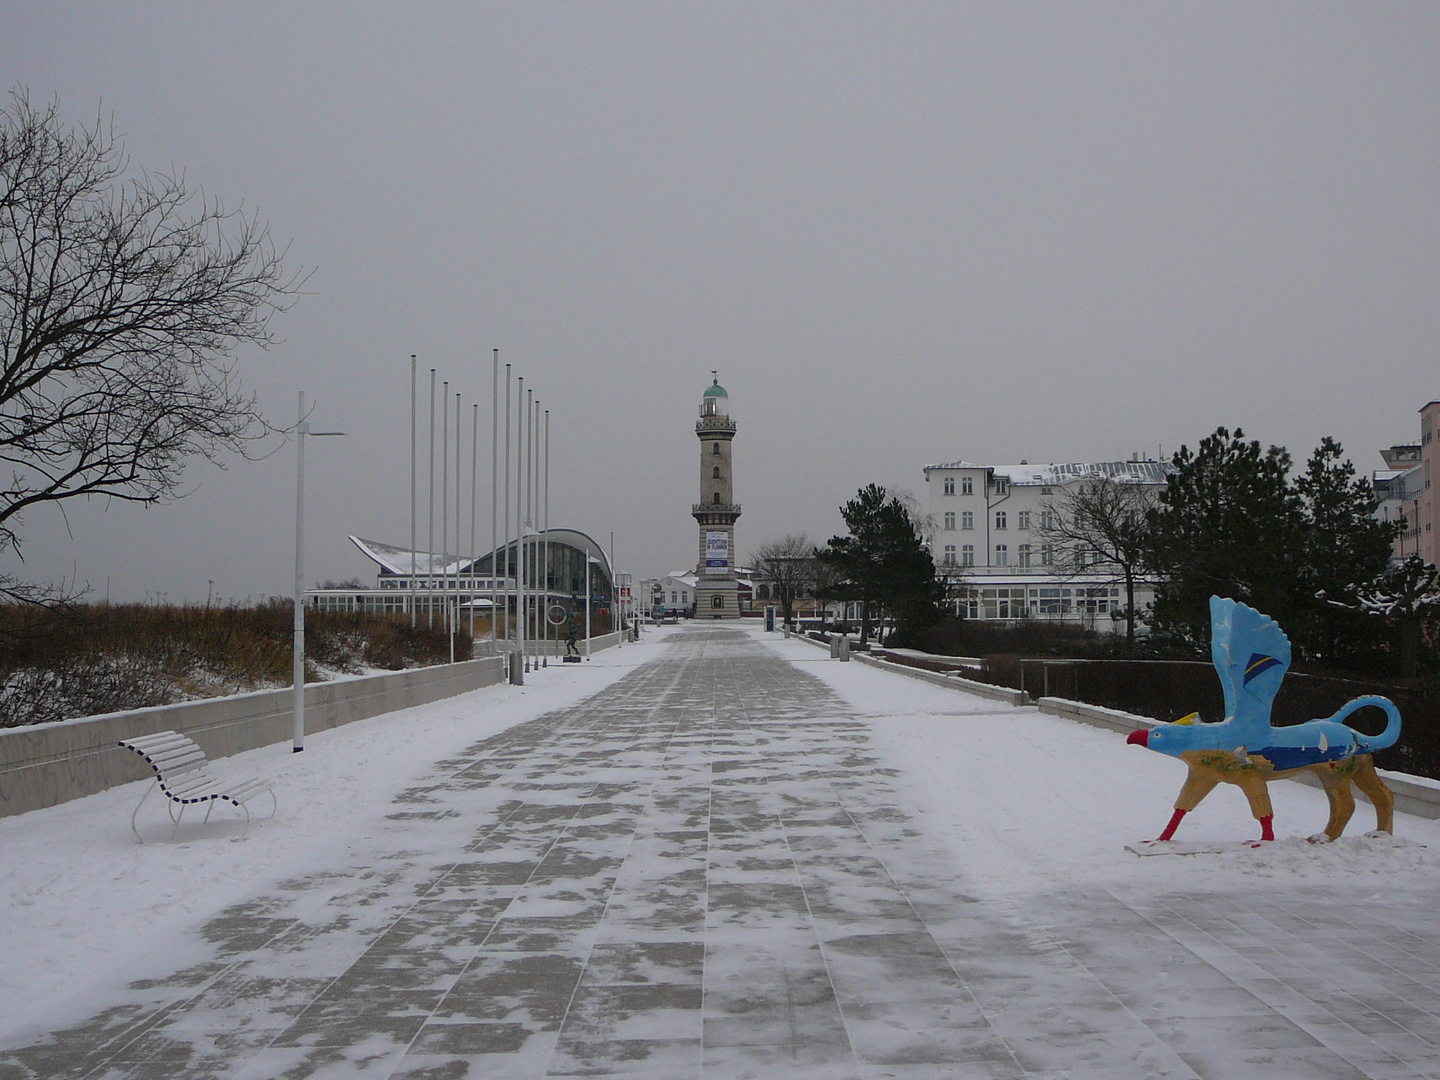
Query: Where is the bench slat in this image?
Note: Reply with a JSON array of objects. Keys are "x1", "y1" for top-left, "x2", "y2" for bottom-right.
[{"x1": 143, "y1": 747, "x2": 208, "y2": 771}]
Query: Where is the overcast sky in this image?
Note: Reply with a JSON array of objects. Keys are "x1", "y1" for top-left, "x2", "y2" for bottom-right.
[{"x1": 3, "y1": 3, "x2": 1437, "y2": 603}]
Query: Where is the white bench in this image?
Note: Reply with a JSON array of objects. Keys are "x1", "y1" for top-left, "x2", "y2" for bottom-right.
[{"x1": 119, "y1": 731, "x2": 276, "y2": 841}]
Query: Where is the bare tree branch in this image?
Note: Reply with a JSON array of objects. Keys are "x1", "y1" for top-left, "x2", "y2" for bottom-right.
[
  {"x1": 0, "y1": 88, "x2": 306, "y2": 564},
  {"x1": 748, "y1": 532, "x2": 816, "y2": 627},
  {"x1": 1040, "y1": 475, "x2": 1156, "y2": 652}
]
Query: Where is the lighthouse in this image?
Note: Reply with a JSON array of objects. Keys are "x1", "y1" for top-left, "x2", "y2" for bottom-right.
[{"x1": 692, "y1": 374, "x2": 741, "y2": 617}]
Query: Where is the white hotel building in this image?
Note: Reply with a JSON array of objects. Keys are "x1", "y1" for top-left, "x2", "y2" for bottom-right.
[{"x1": 922, "y1": 458, "x2": 1170, "y2": 629}]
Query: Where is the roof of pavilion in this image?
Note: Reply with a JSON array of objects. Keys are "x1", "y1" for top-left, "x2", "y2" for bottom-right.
[{"x1": 349, "y1": 530, "x2": 614, "y2": 578}]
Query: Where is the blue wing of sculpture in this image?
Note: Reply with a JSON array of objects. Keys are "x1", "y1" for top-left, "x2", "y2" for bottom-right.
[{"x1": 1209, "y1": 596, "x2": 1290, "y2": 746}]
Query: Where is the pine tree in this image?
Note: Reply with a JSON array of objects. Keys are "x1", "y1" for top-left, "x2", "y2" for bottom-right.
[
  {"x1": 1298, "y1": 437, "x2": 1399, "y2": 666},
  {"x1": 818, "y1": 484, "x2": 942, "y2": 645},
  {"x1": 1147, "y1": 428, "x2": 1306, "y2": 650}
]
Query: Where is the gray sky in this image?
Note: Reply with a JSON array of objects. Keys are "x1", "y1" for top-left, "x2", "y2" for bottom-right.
[{"x1": 3, "y1": 3, "x2": 1437, "y2": 603}]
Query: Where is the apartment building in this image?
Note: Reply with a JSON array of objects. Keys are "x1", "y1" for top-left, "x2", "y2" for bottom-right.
[{"x1": 922, "y1": 457, "x2": 1169, "y2": 629}]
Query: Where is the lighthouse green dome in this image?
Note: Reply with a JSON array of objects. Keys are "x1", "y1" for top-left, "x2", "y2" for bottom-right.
[{"x1": 703, "y1": 378, "x2": 728, "y2": 398}]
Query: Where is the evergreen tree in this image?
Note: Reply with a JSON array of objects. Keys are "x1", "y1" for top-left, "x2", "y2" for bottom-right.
[
  {"x1": 1147, "y1": 428, "x2": 1306, "y2": 650},
  {"x1": 818, "y1": 484, "x2": 942, "y2": 645},
  {"x1": 1298, "y1": 437, "x2": 1399, "y2": 666},
  {"x1": 1353, "y1": 555, "x2": 1440, "y2": 678}
]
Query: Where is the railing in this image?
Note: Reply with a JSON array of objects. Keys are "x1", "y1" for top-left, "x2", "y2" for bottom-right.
[
  {"x1": 696, "y1": 418, "x2": 737, "y2": 432},
  {"x1": 692, "y1": 503, "x2": 742, "y2": 515}
]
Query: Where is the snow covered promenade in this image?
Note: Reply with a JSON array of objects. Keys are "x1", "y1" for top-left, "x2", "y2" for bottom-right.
[{"x1": 2, "y1": 625, "x2": 1440, "y2": 1079}]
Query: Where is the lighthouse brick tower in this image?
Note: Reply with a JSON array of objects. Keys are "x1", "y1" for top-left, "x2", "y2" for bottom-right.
[{"x1": 692, "y1": 374, "x2": 741, "y2": 618}]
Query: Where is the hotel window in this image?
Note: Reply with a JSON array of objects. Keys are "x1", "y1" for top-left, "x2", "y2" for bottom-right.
[
  {"x1": 961, "y1": 544, "x2": 974, "y2": 567},
  {"x1": 1040, "y1": 510, "x2": 1054, "y2": 530},
  {"x1": 995, "y1": 511, "x2": 1007, "y2": 530},
  {"x1": 943, "y1": 512, "x2": 956, "y2": 530},
  {"x1": 943, "y1": 476, "x2": 955, "y2": 495},
  {"x1": 1018, "y1": 543, "x2": 1031, "y2": 568},
  {"x1": 962, "y1": 511, "x2": 974, "y2": 530},
  {"x1": 995, "y1": 544, "x2": 1008, "y2": 566},
  {"x1": 994, "y1": 478, "x2": 1009, "y2": 495},
  {"x1": 1017, "y1": 510, "x2": 1031, "y2": 530},
  {"x1": 943, "y1": 544, "x2": 957, "y2": 566},
  {"x1": 961, "y1": 476, "x2": 973, "y2": 495},
  {"x1": 1040, "y1": 543, "x2": 1054, "y2": 566}
]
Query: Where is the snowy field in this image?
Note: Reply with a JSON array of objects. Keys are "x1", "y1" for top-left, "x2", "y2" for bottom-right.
[
  {"x1": 4, "y1": 621, "x2": 1440, "y2": 1056},
  {"x1": 753, "y1": 629, "x2": 1440, "y2": 901},
  {"x1": 0, "y1": 631, "x2": 678, "y2": 1040}
]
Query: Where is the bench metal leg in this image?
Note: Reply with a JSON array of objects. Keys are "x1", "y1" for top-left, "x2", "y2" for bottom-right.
[
  {"x1": 130, "y1": 780, "x2": 157, "y2": 843},
  {"x1": 170, "y1": 802, "x2": 186, "y2": 840}
]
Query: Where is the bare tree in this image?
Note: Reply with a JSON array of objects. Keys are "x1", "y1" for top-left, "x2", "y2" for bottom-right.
[
  {"x1": 1040, "y1": 474, "x2": 1156, "y2": 652},
  {"x1": 0, "y1": 89, "x2": 303, "y2": 600},
  {"x1": 749, "y1": 532, "x2": 816, "y2": 627}
]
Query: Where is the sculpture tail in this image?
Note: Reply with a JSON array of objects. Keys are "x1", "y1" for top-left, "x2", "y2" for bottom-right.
[{"x1": 1328, "y1": 695, "x2": 1402, "y2": 753}]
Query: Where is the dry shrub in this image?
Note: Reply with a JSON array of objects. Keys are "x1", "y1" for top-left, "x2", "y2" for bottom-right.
[{"x1": 0, "y1": 602, "x2": 465, "y2": 728}]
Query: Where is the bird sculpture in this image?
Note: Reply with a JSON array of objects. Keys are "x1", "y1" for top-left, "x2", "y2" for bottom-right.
[{"x1": 1127, "y1": 596, "x2": 1401, "y2": 843}]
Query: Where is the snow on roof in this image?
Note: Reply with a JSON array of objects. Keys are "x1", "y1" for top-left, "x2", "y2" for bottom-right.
[
  {"x1": 923, "y1": 460, "x2": 1171, "y2": 485},
  {"x1": 351, "y1": 529, "x2": 614, "y2": 578},
  {"x1": 350, "y1": 536, "x2": 472, "y2": 576}
]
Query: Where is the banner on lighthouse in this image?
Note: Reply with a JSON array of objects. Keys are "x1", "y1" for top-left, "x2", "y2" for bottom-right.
[{"x1": 705, "y1": 531, "x2": 729, "y2": 574}]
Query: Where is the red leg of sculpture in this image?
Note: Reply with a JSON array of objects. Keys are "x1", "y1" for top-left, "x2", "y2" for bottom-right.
[{"x1": 1157, "y1": 808, "x2": 1187, "y2": 841}]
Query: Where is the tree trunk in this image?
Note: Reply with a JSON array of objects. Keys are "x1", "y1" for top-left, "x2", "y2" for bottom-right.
[
  {"x1": 1401, "y1": 615, "x2": 1420, "y2": 679},
  {"x1": 1124, "y1": 569, "x2": 1136, "y2": 655}
]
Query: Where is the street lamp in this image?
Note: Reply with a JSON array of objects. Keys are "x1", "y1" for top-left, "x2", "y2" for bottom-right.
[{"x1": 293, "y1": 391, "x2": 345, "y2": 753}]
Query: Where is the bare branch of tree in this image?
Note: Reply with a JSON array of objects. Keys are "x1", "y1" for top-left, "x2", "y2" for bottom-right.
[
  {"x1": 748, "y1": 532, "x2": 816, "y2": 627},
  {"x1": 1039, "y1": 475, "x2": 1156, "y2": 652},
  {"x1": 0, "y1": 88, "x2": 306, "y2": 566}
]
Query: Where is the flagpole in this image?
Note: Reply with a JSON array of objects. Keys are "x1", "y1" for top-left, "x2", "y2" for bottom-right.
[
  {"x1": 491, "y1": 349, "x2": 499, "y2": 647},
  {"x1": 427, "y1": 368, "x2": 436, "y2": 629},
  {"x1": 503, "y1": 363, "x2": 511, "y2": 651},
  {"x1": 470, "y1": 400, "x2": 478, "y2": 639},
  {"x1": 543, "y1": 407, "x2": 550, "y2": 668},
  {"x1": 409, "y1": 354, "x2": 416, "y2": 627},
  {"x1": 517, "y1": 376, "x2": 526, "y2": 676}
]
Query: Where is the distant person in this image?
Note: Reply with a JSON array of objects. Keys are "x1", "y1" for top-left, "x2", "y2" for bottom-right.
[{"x1": 565, "y1": 617, "x2": 579, "y2": 657}]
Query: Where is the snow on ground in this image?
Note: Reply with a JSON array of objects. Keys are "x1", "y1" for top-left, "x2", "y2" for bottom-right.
[
  {"x1": 8, "y1": 621, "x2": 1440, "y2": 1048},
  {"x1": 753, "y1": 626, "x2": 1440, "y2": 902},
  {"x1": 0, "y1": 628, "x2": 679, "y2": 1040}
]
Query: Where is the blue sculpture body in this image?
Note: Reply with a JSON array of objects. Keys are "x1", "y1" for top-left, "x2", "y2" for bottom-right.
[{"x1": 1127, "y1": 597, "x2": 1401, "y2": 843}]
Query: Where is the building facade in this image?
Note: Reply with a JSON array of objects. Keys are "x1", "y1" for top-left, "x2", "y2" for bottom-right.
[
  {"x1": 1372, "y1": 400, "x2": 1440, "y2": 565},
  {"x1": 305, "y1": 531, "x2": 614, "y2": 625},
  {"x1": 692, "y1": 376, "x2": 742, "y2": 617},
  {"x1": 1421, "y1": 401, "x2": 1439, "y2": 566},
  {"x1": 922, "y1": 457, "x2": 1170, "y2": 629}
]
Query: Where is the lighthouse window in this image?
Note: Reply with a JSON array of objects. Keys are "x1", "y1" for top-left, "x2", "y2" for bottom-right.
[
  {"x1": 712, "y1": 466, "x2": 721, "y2": 479},
  {"x1": 713, "y1": 492, "x2": 721, "y2": 505},
  {"x1": 713, "y1": 442, "x2": 721, "y2": 455}
]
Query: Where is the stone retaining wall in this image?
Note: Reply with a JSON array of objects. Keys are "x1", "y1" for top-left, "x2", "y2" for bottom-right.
[{"x1": 0, "y1": 656, "x2": 505, "y2": 818}]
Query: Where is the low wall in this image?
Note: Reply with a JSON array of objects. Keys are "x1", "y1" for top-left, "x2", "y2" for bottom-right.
[
  {"x1": 0, "y1": 656, "x2": 505, "y2": 819},
  {"x1": 852, "y1": 652, "x2": 1031, "y2": 706},
  {"x1": 1038, "y1": 696, "x2": 1440, "y2": 821},
  {"x1": 474, "y1": 631, "x2": 627, "y2": 659},
  {"x1": 788, "y1": 630, "x2": 1030, "y2": 707}
]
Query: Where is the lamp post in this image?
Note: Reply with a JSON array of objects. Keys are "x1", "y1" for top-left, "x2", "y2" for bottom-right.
[{"x1": 293, "y1": 391, "x2": 344, "y2": 753}]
